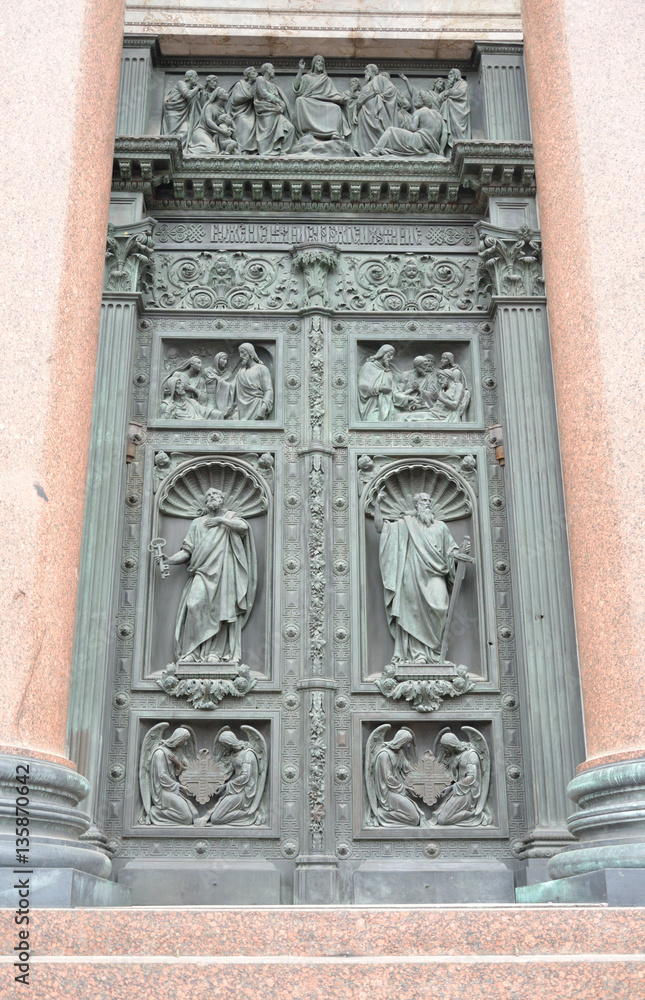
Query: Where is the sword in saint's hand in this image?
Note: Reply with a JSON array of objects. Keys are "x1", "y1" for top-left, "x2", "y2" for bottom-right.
[{"x1": 440, "y1": 535, "x2": 475, "y2": 662}]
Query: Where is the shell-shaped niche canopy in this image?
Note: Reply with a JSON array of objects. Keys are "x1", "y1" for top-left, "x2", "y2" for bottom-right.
[
  {"x1": 364, "y1": 461, "x2": 471, "y2": 522},
  {"x1": 157, "y1": 457, "x2": 270, "y2": 519}
]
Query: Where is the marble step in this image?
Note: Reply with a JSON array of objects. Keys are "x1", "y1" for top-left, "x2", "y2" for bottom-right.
[{"x1": 1, "y1": 907, "x2": 643, "y2": 999}]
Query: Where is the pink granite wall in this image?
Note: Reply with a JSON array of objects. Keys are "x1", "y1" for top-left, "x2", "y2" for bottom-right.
[
  {"x1": 521, "y1": 0, "x2": 645, "y2": 768},
  {"x1": 0, "y1": 0, "x2": 126, "y2": 763}
]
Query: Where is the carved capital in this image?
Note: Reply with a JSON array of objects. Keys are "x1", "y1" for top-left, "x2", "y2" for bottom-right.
[
  {"x1": 104, "y1": 218, "x2": 156, "y2": 293},
  {"x1": 476, "y1": 223, "x2": 544, "y2": 297},
  {"x1": 291, "y1": 243, "x2": 339, "y2": 308}
]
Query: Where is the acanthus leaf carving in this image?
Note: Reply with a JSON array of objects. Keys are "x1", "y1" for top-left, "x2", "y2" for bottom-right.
[
  {"x1": 146, "y1": 250, "x2": 297, "y2": 310},
  {"x1": 157, "y1": 662, "x2": 257, "y2": 710},
  {"x1": 375, "y1": 662, "x2": 475, "y2": 713},
  {"x1": 476, "y1": 223, "x2": 544, "y2": 297},
  {"x1": 105, "y1": 219, "x2": 156, "y2": 293},
  {"x1": 334, "y1": 252, "x2": 484, "y2": 312}
]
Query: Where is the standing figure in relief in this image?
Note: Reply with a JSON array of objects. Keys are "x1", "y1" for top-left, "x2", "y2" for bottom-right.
[
  {"x1": 196, "y1": 727, "x2": 268, "y2": 827},
  {"x1": 254, "y1": 63, "x2": 295, "y2": 155},
  {"x1": 227, "y1": 67, "x2": 259, "y2": 154},
  {"x1": 139, "y1": 726, "x2": 199, "y2": 826},
  {"x1": 357, "y1": 344, "x2": 399, "y2": 421},
  {"x1": 161, "y1": 70, "x2": 203, "y2": 148},
  {"x1": 353, "y1": 64, "x2": 400, "y2": 155},
  {"x1": 431, "y1": 728, "x2": 491, "y2": 826},
  {"x1": 165, "y1": 488, "x2": 257, "y2": 663},
  {"x1": 438, "y1": 68, "x2": 471, "y2": 145},
  {"x1": 367, "y1": 90, "x2": 448, "y2": 158},
  {"x1": 340, "y1": 78, "x2": 362, "y2": 142},
  {"x1": 292, "y1": 55, "x2": 348, "y2": 140},
  {"x1": 365, "y1": 726, "x2": 427, "y2": 827},
  {"x1": 374, "y1": 489, "x2": 461, "y2": 663},
  {"x1": 233, "y1": 343, "x2": 274, "y2": 420},
  {"x1": 203, "y1": 351, "x2": 236, "y2": 415}
]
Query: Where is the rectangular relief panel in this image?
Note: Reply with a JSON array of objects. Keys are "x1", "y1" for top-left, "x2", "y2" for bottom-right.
[
  {"x1": 352, "y1": 711, "x2": 509, "y2": 840},
  {"x1": 148, "y1": 333, "x2": 283, "y2": 428},
  {"x1": 124, "y1": 710, "x2": 280, "y2": 838}
]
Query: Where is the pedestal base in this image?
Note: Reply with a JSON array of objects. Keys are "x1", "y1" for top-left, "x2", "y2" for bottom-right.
[
  {"x1": 517, "y1": 868, "x2": 645, "y2": 906},
  {"x1": 353, "y1": 861, "x2": 515, "y2": 904},
  {"x1": 0, "y1": 868, "x2": 129, "y2": 908},
  {"x1": 117, "y1": 860, "x2": 281, "y2": 905},
  {"x1": 294, "y1": 856, "x2": 340, "y2": 904}
]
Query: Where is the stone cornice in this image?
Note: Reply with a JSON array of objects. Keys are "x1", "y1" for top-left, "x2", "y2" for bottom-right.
[{"x1": 113, "y1": 137, "x2": 535, "y2": 215}]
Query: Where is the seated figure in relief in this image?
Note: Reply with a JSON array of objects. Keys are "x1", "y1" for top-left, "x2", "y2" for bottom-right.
[
  {"x1": 393, "y1": 355, "x2": 440, "y2": 418},
  {"x1": 353, "y1": 64, "x2": 400, "y2": 155},
  {"x1": 428, "y1": 354, "x2": 471, "y2": 421},
  {"x1": 357, "y1": 344, "x2": 400, "y2": 422},
  {"x1": 292, "y1": 55, "x2": 348, "y2": 141},
  {"x1": 232, "y1": 343, "x2": 274, "y2": 420},
  {"x1": 367, "y1": 90, "x2": 448, "y2": 158},
  {"x1": 188, "y1": 86, "x2": 240, "y2": 155},
  {"x1": 160, "y1": 375, "x2": 208, "y2": 420},
  {"x1": 227, "y1": 67, "x2": 259, "y2": 154},
  {"x1": 254, "y1": 63, "x2": 295, "y2": 155}
]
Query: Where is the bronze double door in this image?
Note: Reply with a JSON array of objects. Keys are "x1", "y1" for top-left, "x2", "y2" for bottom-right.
[{"x1": 104, "y1": 212, "x2": 526, "y2": 903}]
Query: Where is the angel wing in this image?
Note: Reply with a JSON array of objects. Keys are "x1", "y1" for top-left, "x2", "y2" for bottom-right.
[
  {"x1": 139, "y1": 722, "x2": 169, "y2": 823},
  {"x1": 364, "y1": 724, "x2": 391, "y2": 821},
  {"x1": 461, "y1": 726, "x2": 490, "y2": 817},
  {"x1": 432, "y1": 727, "x2": 452, "y2": 770},
  {"x1": 241, "y1": 725, "x2": 268, "y2": 816}
]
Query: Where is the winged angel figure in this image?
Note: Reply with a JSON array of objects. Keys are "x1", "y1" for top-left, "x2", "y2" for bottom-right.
[
  {"x1": 430, "y1": 726, "x2": 491, "y2": 826},
  {"x1": 138, "y1": 723, "x2": 199, "y2": 826},
  {"x1": 364, "y1": 724, "x2": 428, "y2": 827},
  {"x1": 195, "y1": 725, "x2": 268, "y2": 827}
]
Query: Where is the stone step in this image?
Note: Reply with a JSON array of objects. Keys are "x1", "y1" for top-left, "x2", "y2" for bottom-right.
[{"x1": 1, "y1": 907, "x2": 643, "y2": 999}]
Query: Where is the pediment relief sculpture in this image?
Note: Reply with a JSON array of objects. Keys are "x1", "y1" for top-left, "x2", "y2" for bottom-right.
[{"x1": 160, "y1": 60, "x2": 470, "y2": 159}]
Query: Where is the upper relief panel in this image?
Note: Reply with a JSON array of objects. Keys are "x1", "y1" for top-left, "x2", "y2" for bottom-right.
[
  {"x1": 157, "y1": 61, "x2": 473, "y2": 160},
  {"x1": 115, "y1": 48, "x2": 533, "y2": 213}
]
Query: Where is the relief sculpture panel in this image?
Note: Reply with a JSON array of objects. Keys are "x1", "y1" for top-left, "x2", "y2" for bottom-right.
[{"x1": 158, "y1": 60, "x2": 472, "y2": 159}]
